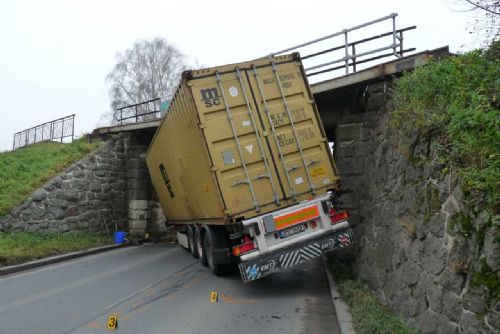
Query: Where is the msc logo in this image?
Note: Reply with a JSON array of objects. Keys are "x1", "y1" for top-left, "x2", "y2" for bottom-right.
[{"x1": 200, "y1": 87, "x2": 220, "y2": 108}]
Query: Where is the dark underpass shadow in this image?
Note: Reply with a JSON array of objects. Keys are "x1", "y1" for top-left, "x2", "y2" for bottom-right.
[{"x1": 218, "y1": 259, "x2": 327, "y2": 298}]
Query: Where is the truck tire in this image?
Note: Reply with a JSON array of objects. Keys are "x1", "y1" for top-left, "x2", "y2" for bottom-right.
[
  {"x1": 187, "y1": 225, "x2": 198, "y2": 258},
  {"x1": 195, "y1": 226, "x2": 207, "y2": 266},
  {"x1": 204, "y1": 231, "x2": 223, "y2": 276}
]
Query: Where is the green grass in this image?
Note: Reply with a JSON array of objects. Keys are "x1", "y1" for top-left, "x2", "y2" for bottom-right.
[
  {"x1": 328, "y1": 258, "x2": 416, "y2": 334},
  {"x1": 0, "y1": 138, "x2": 102, "y2": 216},
  {"x1": 0, "y1": 232, "x2": 112, "y2": 266},
  {"x1": 390, "y1": 43, "x2": 499, "y2": 219}
]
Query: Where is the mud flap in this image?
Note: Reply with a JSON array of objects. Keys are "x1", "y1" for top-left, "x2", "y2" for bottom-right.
[{"x1": 238, "y1": 227, "x2": 354, "y2": 283}]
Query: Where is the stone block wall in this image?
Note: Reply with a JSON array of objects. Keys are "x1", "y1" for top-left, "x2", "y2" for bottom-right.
[
  {"x1": 0, "y1": 131, "x2": 166, "y2": 237},
  {"x1": 331, "y1": 82, "x2": 499, "y2": 333},
  {"x1": 126, "y1": 137, "x2": 151, "y2": 236},
  {"x1": 0, "y1": 135, "x2": 128, "y2": 233}
]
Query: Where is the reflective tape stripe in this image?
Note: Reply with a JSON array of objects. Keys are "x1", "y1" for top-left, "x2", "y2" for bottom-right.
[
  {"x1": 274, "y1": 205, "x2": 319, "y2": 230},
  {"x1": 238, "y1": 227, "x2": 354, "y2": 283}
]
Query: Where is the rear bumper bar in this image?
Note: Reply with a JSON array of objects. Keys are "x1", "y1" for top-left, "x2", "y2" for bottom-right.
[{"x1": 238, "y1": 227, "x2": 354, "y2": 283}]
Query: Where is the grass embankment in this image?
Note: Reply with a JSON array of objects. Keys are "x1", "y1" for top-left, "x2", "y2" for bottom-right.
[
  {"x1": 327, "y1": 258, "x2": 417, "y2": 334},
  {"x1": 0, "y1": 232, "x2": 112, "y2": 266},
  {"x1": 391, "y1": 43, "x2": 499, "y2": 220},
  {"x1": 0, "y1": 138, "x2": 102, "y2": 216}
]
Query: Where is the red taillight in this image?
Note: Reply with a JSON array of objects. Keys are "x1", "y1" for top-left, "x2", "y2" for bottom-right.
[
  {"x1": 309, "y1": 220, "x2": 318, "y2": 229},
  {"x1": 232, "y1": 242, "x2": 256, "y2": 256},
  {"x1": 329, "y1": 209, "x2": 349, "y2": 224}
]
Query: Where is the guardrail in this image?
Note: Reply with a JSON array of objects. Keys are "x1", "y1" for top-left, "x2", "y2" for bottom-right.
[
  {"x1": 116, "y1": 98, "x2": 161, "y2": 124},
  {"x1": 13, "y1": 114, "x2": 75, "y2": 150},
  {"x1": 265, "y1": 13, "x2": 416, "y2": 81}
]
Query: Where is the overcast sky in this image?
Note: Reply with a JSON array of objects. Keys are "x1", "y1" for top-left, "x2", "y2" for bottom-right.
[{"x1": 0, "y1": 0, "x2": 479, "y2": 151}]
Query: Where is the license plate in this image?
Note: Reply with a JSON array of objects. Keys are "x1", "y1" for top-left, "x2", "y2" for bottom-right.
[{"x1": 278, "y1": 223, "x2": 307, "y2": 239}]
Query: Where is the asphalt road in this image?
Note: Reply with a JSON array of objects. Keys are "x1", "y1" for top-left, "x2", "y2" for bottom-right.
[{"x1": 0, "y1": 243, "x2": 340, "y2": 334}]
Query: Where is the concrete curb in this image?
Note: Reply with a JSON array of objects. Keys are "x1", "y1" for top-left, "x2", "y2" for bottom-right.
[
  {"x1": 0, "y1": 242, "x2": 131, "y2": 276},
  {"x1": 322, "y1": 256, "x2": 357, "y2": 334}
]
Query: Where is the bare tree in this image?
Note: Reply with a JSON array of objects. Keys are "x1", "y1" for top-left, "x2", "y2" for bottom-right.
[
  {"x1": 458, "y1": 0, "x2": 500, "y2": 45},
  {"x1": 105, "y1": 37, "x2": 188, "y2": 123}
]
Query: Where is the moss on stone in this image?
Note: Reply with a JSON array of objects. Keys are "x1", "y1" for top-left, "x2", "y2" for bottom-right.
[
  {"x1": 449, "y1": 212, "x2": 475, "y2": 239},
  {"x1": 418, "y1": 184, "x2": 442, "y2": 224},
  {"x1": 471, "y1": 258, "x2": 500, "y2": 303},
  {"x1": 449, "y1": 211, "x2": 493, "y2": 249}
]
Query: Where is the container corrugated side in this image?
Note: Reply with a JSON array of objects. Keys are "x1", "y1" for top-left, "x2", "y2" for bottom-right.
[{"x1": 146, "y1": 82, "x2": 225, "y2": 224}]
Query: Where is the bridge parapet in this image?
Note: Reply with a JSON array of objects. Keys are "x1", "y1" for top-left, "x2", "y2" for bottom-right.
[{"x1": 265, "y1": 13, "x2": 416, "y2": 83}]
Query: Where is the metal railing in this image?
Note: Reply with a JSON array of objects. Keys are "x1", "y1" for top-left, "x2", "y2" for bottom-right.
[
  {"x1": 265, "y1": 13, "x2": 416, "y2": 81},
  {"x1": 13, "y1": 114, "x2": 75, "y2": 150},
  {"x1": 117, "y1": 98, "x2": 162, "y2": 124}
]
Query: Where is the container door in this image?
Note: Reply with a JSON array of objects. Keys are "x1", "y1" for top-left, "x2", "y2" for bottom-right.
[
  {"x1": 247, "y1": 60, "x2": 338, "y2": 200},
  {"x1": 191, "y1": 69, "x2": 284, "y2": 217}
]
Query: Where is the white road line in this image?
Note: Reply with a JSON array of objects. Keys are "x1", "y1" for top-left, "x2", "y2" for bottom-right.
[{"x1": 0, "y1": 246, "x2": 139, "y2": 282}]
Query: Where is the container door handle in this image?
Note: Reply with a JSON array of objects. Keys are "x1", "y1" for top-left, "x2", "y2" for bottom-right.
[{"x1": 231, "y1": 179, "x2": 250, "y2": 187}]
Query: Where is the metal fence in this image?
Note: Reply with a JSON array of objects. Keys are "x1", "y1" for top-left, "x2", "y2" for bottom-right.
[
  {"x1": 13, "y1": 114, "x2": 75, "y2": 150},
  {"x1": 114, "y1": 14, "x2": 415, "y2": 124},
  {"x1": 265, "y1": 13, "x2": 416, "y2": 82},
  {"x1": 117, "y1": 98, "x2": 162, "y2": 124}
]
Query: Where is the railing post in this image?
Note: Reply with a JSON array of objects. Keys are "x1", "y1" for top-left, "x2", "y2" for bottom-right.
[
  {"x1": 135, "y1": 105, "x2": 138, "y2": 122},
  {"x1": 351, "y1": 44, "x2": 357, "y2": 72},
  {"x1": 34, "y1": 127, "x2": 37, "y2": 143},
  {"x1": 344, "y1": 30, "x2": 349, "y2": 75},
  {"x1": 392, "y1": 14, "x2": 398, "y2": 57},
  {"x1": 61, "y1": 118, "x2": 64, "y2": 142},
  {"x1": 71, "y1": 115, "x2": 75, "y2": 142},
  {"x1": 400, "y1": 31, "x2": 404, "y2": 57},
  {"x1": 50, "y1": 121, "x2": 54, "y2": 141}
]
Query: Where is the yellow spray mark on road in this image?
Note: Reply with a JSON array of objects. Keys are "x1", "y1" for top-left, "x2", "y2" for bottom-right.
[
  {"x1": 88, "y1": 322, "x2": 101, "y2": 329},
  {"x1": 136, "y1": 303, "x2": 151, "y2": 314},
  {"x1": 184, "y1": 275, "x2": 201, "y2": 289},
  {"x1": 220, "y1": 293, "x2": 258, "y2": 304}
]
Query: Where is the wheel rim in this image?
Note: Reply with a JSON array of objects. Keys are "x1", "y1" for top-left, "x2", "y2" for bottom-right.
[
  {"x1": 188, "y1": 228, "x2": 195, "y2": 253},
  {"x1": 197, "y1": 234, "x2": 203, "y2": 258},
  {"x1": 205, "y1": 237, "x2": 214, "y2": 269}
]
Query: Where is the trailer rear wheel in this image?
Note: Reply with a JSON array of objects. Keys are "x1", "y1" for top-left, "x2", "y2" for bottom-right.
[
  {"x1": 187, "y1": 225, "x2": 198, "y2": 258},
  {"x1": 195, "y1": 226, "x2": 207, "y2": 266},
  {"x1": 204, "y1": 232, "x2": 223, "y2": 275}
]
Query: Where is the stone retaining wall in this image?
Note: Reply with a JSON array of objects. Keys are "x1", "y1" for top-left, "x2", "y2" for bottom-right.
[
  {"x1": 0, "y1": 135, "x2": 128, "y2": 233},
  {"x1": 0, "y1": 132, "x2": 166, "y2": 237},
  {"x1": 332, "y1": 82, "x2": 499, "y2": 333}
]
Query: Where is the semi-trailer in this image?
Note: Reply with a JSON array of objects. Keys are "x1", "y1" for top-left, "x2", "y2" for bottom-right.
[{"x1": 145, "y1": 53, "x2": 353, "y2": 283}]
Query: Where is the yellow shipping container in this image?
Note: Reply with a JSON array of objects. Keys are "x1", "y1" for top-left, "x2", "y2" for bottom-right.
[{"x1": 146, "y1": 53, "x2": 339, "y2": 225}]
